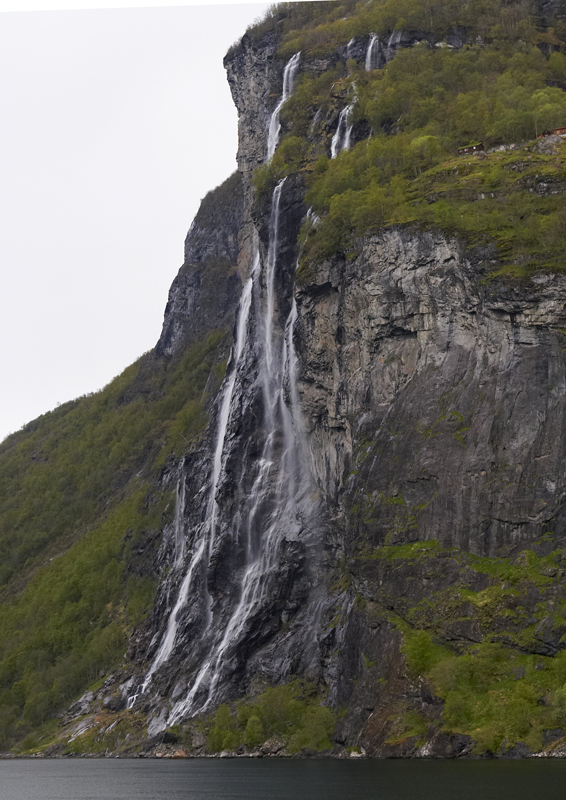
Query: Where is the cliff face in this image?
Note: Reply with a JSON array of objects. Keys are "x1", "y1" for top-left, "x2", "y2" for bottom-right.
[
  {"x1": 51, "y1": 3, "x2": 566, "y2": 759},
  {"x1": 155, "y1": 171, "x2": 243, "y2": 359},
  {"x1": 299, "y1": 229, "x2": 566, "y2": 555}
]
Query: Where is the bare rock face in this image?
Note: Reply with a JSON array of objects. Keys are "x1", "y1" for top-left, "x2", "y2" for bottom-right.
[
  {"x1": 155, "y1": 172, "x2": 244, "y2": 359},
  {"x1": 297, "y1": 228, "x2": 566, "y2": 555},
  {"x1": 224, "y1": 30, "x2": 281, "y2": 175},
  {"x1": 538, "y1": 0, "x2": 566, "y2": 26}
]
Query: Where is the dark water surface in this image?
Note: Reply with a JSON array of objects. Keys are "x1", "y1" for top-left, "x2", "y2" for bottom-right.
[{"x1": 2, "y1": 758, "x2": 566, "y2": 800}]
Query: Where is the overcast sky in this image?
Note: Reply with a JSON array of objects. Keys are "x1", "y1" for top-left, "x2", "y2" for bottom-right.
[{"x1": 0, "y1": 0, "x2": 272, "y2": 442}]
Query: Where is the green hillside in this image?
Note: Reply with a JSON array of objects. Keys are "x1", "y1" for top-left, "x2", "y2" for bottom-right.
[{"x1": 0, "y1": 330, "x2": 227, "y2": 748}]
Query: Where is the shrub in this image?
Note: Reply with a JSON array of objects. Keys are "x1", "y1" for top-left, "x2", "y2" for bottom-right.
[
  {"x1": 205, "y1": 681, "x2": 336, "y2": 753},
  {"x1": 244, "y1": 714, "x2": 264, "y2": 748}
]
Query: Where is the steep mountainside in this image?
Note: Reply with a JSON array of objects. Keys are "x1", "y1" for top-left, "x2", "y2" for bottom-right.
[{"x1": 4, "y1": 0, "x2": 566, "y2": 758}]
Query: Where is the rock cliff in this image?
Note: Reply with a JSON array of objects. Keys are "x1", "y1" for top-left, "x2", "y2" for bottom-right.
[
  {"x1": 42, "y1": 1, "x2": 566, "y2": 759},
  {"x1": 155, "y1": 171, "x2": 243, "y2": 359}
]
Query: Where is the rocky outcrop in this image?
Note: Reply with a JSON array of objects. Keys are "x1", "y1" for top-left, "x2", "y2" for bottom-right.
[
  {"x1": 155, "y1": 171, "x2": 244, "y2": 358},
  {"x1": 538, "y1": 0, "x2": 566, "y2": 26}
]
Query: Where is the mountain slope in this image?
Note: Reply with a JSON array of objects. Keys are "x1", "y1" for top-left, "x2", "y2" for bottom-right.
[
  {"x1": 4, "y1": 0, "x2": 566, "y2": 758},
  {"x1": 0, "y1": 172, "x2": 243, "y2": 749}
]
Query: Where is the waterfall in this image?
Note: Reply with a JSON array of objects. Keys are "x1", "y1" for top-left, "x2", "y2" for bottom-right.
[
  {"x1": 206, "y1": 254, "x2": 258, "y2": 558},
  {"x1": 131, "y1": 44, "x2": 312, "y2": 725},
  {"x1": 167, "y1": 175, "x2": 310, "y2": 723},
  {"x1": 127, "y1": 261, "x2": 257, "y2": 706},
  {"x1": 264, "y1": 179, "x2": 285, "y2": 377},
  {"x1": 386, "y1": 29, "x2": 402, "y2": 60},
  {"x1": 306, "y1": 207, "x2": 321, "y2": 227},
  {"x1": 266, "y1": 52, "x2": 300, "y2": 160},
  {"x1": 173, "y1": 461, "x2": 187, "y2": 567},
  {"x1": 365, "y1": 34, "x2": 379, "y2": 71},
  {"x1": 331, "y1": 104, "x2": 354, "y2": 158},
  {"x1": 129, "y1": 537, "x2": 207, "y2": 705},
  {"x1": 346, "y1": 38, "x2": 355, "y2": 59}
]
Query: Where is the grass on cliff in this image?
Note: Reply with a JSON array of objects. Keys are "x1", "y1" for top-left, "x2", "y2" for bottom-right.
[
  {"x1": 0, "y1": 489, "x2": 163, "y2": 748},
  {"x1": 405, "y1": 630, "x2": 566, "y2": 754},
  {"x1": 252, "y1": 0, "x2": 566, "y2": 280},
  {"x1": 302, "y1": 138, "x2": 566, "y2": 278},
  {"x1": 275, "y1": 0, "x2": 564, "y2": 59},
  {"x1": 200, "y1": 681, "x2": 335, "y2": 754},
  {"x1": 0, "y1": 330, "x2": 225, "y2": 594}
]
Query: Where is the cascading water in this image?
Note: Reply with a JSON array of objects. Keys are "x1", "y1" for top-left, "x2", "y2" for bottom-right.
[
  {"x1": 127, "y1": 261, "x2": 257, "y2": 706},
  {"x1": 168, "y1": 175, "x2": 312, "y2": 723},
  {"x1": 131, "y1": 47, "x2": 314, "y2": 723},
  {"x1": 173, "y1": 461, "x2": 187, "y2": 567},
  {"x1": 386, "y1": 29, "x2": 402, "y2": 59},
  {"x1": 266, "y1": 52, "x2": 300, "y2": 160},
  {"x1": 306, "y1": 207, "x2": 321, "y2": 227},
  {"x1": 331, "y1": 104, "x2": 354, "y2": 158},
  {"x1": 365, "y1": 34, "x2": 379, "y2": 71}
]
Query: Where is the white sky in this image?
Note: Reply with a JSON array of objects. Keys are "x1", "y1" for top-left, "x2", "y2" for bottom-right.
[{"x1": 0, "y1": 0, "x2": 274, "y2": 442}]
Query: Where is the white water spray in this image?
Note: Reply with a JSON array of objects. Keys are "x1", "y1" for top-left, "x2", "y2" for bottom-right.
[
  {"x1": 128, "y1": 260, "x2": 258, "y2": 705},
  {"x1": 207, "y1": 255, "x2": 258, "y2": 556},
  {"x1": 386, "y1": 29, "x2": 402, "y2": 58},
  {"x1": 134, "y1": 46, "x2": 312, "y2": 722},
  {"x1": 173, "y1": 464, "x2": 187, "y2": 567},
  {"x1": 365, "y1": 34, "x2": 379, "y2": 71},
  {"x1": 168, "y1": 177, "x2": 310, "y2": 723},
  {"x1": 264, "y1": 179, "x2": 285, "y2": 377},
  {"x1": 267, "y1": 52, "x2": 300, "y2": 160},
  {"x1": 331, "y1": 104, "x2": 354, "y2": 158}
]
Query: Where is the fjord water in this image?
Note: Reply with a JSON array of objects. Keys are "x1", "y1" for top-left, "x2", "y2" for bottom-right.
[{"x1": 5, "y1": 759, "x2": 566, "y2": 800}]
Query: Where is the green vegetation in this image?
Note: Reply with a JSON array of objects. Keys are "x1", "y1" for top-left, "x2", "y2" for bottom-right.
[
  {"x1": 0, "y1": 324, "x2": 229, "y2": 748},
  {"x1": 0, "y1": 331, "x2": 225, "y2": 594},
  {"x1": 203, "y1": 681, "x2": 335, "y2": 754},
  {"x1": 250, "y1": 0, "x2": 566, "y2": 280},
  {"x1": 358, "y1": 541, "x2": 566, "y2": 753},
  {"x1": 302, "y1": 119, "x2": 566, "y2": 279},
  {"x1": 0, "y1": 490, "x2": 163, "y2": 748},
  {"x1": 406, "y1": 634, "x2": 566, "y2": 753},
  {"x1": 277, "y1": 0, "x2": 563, "y2": 59},
  {"x1": 42, "y1": 710, "x2": 149, "y2": 757}
]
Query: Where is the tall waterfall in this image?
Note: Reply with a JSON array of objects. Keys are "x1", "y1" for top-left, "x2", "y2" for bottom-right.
[
  {"x1": 168, "y1": 175, "x2": 310, "y2": 722},
  {"x1": 331, "y1": 104, "x2": 354, "y2": 158},
  {"x1": 365, "y1": 34, "x2": 379, "y2": 71},
  {"x1": 266, "y1": 52, "x2": 300, "y2": 160},
  {"x1": 128, "y1": 264, "x2": 257, "y2": 706},
  {"x1": 130, "y1": 45, "x2": 312, "y2": 723}
]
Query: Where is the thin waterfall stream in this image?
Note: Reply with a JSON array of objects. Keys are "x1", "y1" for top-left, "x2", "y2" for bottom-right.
[
  {"x1": 127, "y1": 261, "x2": 258, "y2": 707},
  {"x1": 365, "y1": 34, "x2": 379, "y2": 71},
  {"x1": 267, "y1": 52, "x2": 300, "y2": 160},
  {"x1": 331, "y1": 102, "x2": 354, "y2": 158}
]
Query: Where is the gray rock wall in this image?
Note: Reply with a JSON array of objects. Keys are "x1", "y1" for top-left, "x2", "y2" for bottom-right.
[
  {"x1": 297, "y1": 229, "x2": 566, "y2": 556},
  {"x1": 155, "y1": 172, "x2": 244, "y2": 358}
]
